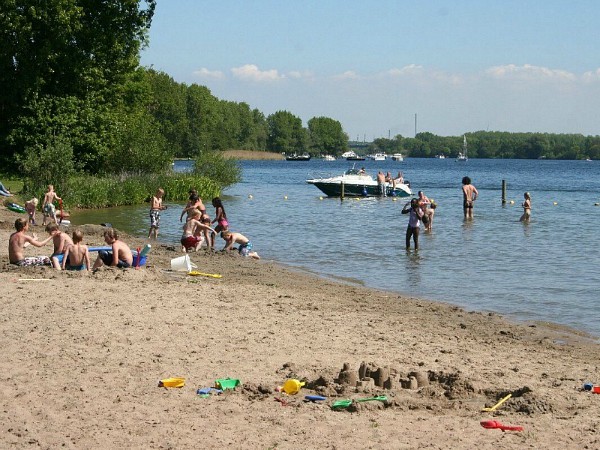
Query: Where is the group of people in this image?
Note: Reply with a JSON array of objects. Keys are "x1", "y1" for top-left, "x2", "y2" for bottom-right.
[
  {"x1": 375, "y1": 171, "x2": 406, "y2": 196},
  {"x1": 8, "y1": 185, "x2": 261, "y2": 271},
  {"x1": 401, "y1": 176, "x2": 531, "y2": 251},
  {"x1": 174, "y1": 189, "x2": 260, "y2": 259}
]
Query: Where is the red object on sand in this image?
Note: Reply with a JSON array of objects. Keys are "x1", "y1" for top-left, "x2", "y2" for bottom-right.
[
  {"x1": 58, "y1": 199, "x2": 64, "y2": 223},
  {"x1": 480, "y1": 420, "x2": 523, "y2": 432}
]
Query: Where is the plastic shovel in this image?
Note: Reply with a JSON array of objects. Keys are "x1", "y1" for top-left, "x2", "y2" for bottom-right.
[{"x1": 331, "y1": 395, "x2": 388, "y2": 409}]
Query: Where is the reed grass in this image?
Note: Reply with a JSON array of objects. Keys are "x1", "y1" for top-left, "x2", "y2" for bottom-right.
[{"x1": 61, "y1": 173, "x2": 221, "y2": 208}]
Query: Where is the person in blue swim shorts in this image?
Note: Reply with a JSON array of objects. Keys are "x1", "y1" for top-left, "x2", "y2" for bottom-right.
[{"x1": 220, "y1": 230, "x2": 260, "y2": 259}]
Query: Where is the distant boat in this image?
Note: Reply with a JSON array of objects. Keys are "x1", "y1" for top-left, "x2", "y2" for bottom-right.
[
  {"x1": 456, "y1": 135, "x2": 468, "y2": 162},
  {"x1": 391, "y1": 153, "x2": 404, "y2": 161},
  {"x1": 368, "y1": 153, "x2": 387, "y2": 161},
  {"x1": 286, "y1": 153, "x2": 311, "y2": 161},
  {"x1": 323, "y1": 155, "x2": 336, "y2": 161},
  {"x1": 435, "y1": 154, "x2": 446, "y2": 159},
  {"x1": 343, "y1": 150, "x2": 365, "y2": 161}
]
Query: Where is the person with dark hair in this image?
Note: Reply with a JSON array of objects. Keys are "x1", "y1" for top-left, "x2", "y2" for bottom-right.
[
  {"x1": 462, "y1": 176, "x2": 478, "y2": 219},
  {"x1": 401, "y1": 198, "x2": 424, "y2": 250}
]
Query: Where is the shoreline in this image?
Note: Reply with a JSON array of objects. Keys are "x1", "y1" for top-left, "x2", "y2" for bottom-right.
[{"x1": 2, "y1": 205, "x2": 600, "y2": 448}]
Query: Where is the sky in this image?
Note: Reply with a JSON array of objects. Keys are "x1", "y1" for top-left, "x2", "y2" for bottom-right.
[{"x1": 140, "y1": 0, "x2": 600, "y2": 140}]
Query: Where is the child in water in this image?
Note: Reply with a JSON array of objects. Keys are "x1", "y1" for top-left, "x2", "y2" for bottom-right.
[
  {"x1": 401, "y1": 198, "x2": 424, "y2": 250},
  {"x1": 520, "y1": 192, "x2": 531, "y2": 222}
]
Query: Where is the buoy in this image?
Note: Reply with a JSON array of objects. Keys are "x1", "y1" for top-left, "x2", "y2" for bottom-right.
[
  {"x1": 284, "y1": 195, "x2": 288, "y2": 200},
  {"x1": 248, "y1": 194, "x2": 253, "y2": 199},
  {"x1": 319, "y1": 196, "x2": 323, "y2": 200},
  {"x1": 509, "y1": 200, "x2": 515, "y2": 204},
  {"x1": 553, "y1": 201, "x2": 558, "y2": 205},
  {"x1": 393, "y1": 198, "x2": 397, "y2": 202}
]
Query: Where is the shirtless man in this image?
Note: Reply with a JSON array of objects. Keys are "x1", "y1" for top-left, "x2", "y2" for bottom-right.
[
  {"x1": 462, "y1": 176, "x2": 479, "y2": 219},
  {"x1": 377, "y1": 171, "x2": 386, "y2": 197},
  {"x1": 46, "y1": 222, "x2": 74, "y2": 270},
  {"x1": 93, "y1": 228, "x2": 133, "y2": 269},
  {"x1": 8, "y1": 218, "x2": 53, "y2": 266}
]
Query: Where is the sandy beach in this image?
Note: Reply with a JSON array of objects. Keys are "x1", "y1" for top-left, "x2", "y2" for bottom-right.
[{"x1": 1, "y1": 204, "x2": 600, "y2": 449}]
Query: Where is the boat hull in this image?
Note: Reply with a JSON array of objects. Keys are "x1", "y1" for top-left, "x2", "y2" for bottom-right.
[{"x1": 307, "y1": 181, "x2": 411, "y2": 198}]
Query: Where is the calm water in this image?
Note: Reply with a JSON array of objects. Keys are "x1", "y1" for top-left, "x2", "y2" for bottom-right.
[{"x1": 72, "y1": 158, "x2": 600, "y2": 336}]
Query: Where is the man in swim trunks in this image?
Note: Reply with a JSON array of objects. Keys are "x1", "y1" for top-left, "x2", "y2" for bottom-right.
[
  {"x1": 8, "y1": 218, "x2": 53, "y2": 266},
  {"x1": 462, "y1": 176, "x2": 479, "y2": 219}
]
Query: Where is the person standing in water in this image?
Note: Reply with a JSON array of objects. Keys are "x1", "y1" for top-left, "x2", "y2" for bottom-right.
[
  {"x1": 462, "y1": 176, "x2": 478, "y2": 219},
  {"x1": 520, "y1": 192, "x2": 531, "y2": 222}
]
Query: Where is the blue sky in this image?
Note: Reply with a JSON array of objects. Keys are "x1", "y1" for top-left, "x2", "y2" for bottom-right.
[{"x1": 140, "y1": 0, "x2": 600, "y2": 140}]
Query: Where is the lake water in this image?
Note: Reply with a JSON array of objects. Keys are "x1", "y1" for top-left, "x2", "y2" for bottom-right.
[{"x1": 71, "y1": 158, "x2": 600, "y2": 337}]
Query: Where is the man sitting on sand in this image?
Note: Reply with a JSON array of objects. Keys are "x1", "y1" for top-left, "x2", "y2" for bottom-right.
[
  {"x1": 8, "y1": 218, "x2": 53, "y2": 266},
  {"x1": 220, "y1": 230, "x2": 260, "y2": 259},
  {"x1": 93, "y1": 229, "x2": 133, "y2": 269}
]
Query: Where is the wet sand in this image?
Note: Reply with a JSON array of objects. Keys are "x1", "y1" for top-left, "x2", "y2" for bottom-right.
[{"x1": 1, "y1": 205, "x2": 600, "y2": 449}]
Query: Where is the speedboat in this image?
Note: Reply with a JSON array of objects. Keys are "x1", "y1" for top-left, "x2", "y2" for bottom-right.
[
  {"x1": 343, "y1": 150, "x2": 365, "y2": 161},
  {"x1": 323, "y1": 155, "x2": 336, "y2": 161},
  {"x1": 368, "y1": 153, "x2": 387, "y2": 161},
  {"x1": 286, "y1": 153, "x2": 311, "y2": 161},
  {"x1": 307, "y1": 167, "x2": 412, "y2": 198},
  {"x1": 391, "y1": 153, "x2": 404, "y2": 161}
]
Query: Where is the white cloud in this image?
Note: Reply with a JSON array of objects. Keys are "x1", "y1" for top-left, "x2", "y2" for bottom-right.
[
  {"x1": 287, "y1": 70, "x2": 315, "y2": 80},
  {"x1": 386, "y1": 64, "x2": 424, "y2": 76},
  {"x1": 332, "y1": 70, "x2": 361, "y2": 80},
  {"x1": 582, "y1": 68, "x2": 600, "y2": 82},
  {"x1": 193, "y1": 68, "x2": 224, "y2": 79},
  {"x1": 231, "y1": 64, "x2": 284, "y2": 81},
  {"x1": 485, "y1": 64, "x2": 576, "y2": 81}
]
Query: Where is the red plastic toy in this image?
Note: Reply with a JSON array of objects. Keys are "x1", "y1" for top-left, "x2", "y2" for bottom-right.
[{"x1": 480, "y1": 420, "x2": 523, "y2": 432}]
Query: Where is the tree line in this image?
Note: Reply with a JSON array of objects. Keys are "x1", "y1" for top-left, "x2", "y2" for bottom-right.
[{"x1": 367, "y1": 131, "x2": 600, "y2": 160}]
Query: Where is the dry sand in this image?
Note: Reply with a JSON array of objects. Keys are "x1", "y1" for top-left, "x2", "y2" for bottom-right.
[{"x1": 1, "y1": 204, "x2": 600, "y2": 449}]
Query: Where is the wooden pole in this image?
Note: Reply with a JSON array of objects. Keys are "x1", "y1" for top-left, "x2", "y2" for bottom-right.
[
  {"x1": 501, "y1": 180, "x2": 506, "y2": 204},
  {"x1": 341, "y1": 182, "x2": 345, "y2": 200}
]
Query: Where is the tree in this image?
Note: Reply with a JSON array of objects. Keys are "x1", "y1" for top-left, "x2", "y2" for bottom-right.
[
  {"x1": 266, "y1": 111, "x2": 307, "y2": 153},
  {"x1": 0, "y1": 0, "x2": 156, "y2": 169},
  {"x1": 307, "y1": 117, "x2": 347, "y2": 155}
]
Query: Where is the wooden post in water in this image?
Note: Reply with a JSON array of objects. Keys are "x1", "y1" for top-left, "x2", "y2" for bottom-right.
[
  {"x1": 501, "y1": 180, "x2": 507, "y2": 204},
  {"x1": 341, "y1": 182, "x2": 345, "y2": 200}
]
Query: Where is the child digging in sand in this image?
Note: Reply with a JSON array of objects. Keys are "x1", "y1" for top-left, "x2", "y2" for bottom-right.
[
  {"x1": 61, "y1": 230, "x2": 91, "y2": 271},
  {"x1": 93, "y1": 229, "x2": 133, "y2": 269},
  {"x1": 220, "y1": 230, "x2": 260, "y2": 259}
]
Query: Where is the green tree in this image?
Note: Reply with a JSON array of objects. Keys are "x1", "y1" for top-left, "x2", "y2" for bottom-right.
[
  {"x1": 266, "y1": 111, "x2": 307, "y2": 153},
  {"x1": 307, "y1": 116, "x2": 348, "y2": 155}
]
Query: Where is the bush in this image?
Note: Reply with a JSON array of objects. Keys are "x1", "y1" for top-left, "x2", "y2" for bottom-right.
[
  {"x1": 194, "y1": 150, "x2": 241, "y2": 187},
  {"x1": 41, "y1": 173, "x2": 221, "y2": 209}
]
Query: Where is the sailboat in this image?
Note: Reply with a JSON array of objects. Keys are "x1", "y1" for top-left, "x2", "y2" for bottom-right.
[{"x1": 456, "y1": 135, "x2": 468, "y2": 162}]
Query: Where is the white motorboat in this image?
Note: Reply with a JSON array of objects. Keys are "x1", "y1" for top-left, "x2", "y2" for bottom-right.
[
  {"x1": 391, "y1": 153, "x2": 404, "y2": 161},
  {"x1": 307, "y1": 166, "x2": 412, "y2": 198},
  {"x1": 323, "y1": 155, "x2": 336, "y2": 161}
]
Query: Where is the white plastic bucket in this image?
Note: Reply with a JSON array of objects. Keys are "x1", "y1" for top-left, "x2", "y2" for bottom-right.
[{"x1": 170, "y1": 255, "x2": 197, "y2": 272}]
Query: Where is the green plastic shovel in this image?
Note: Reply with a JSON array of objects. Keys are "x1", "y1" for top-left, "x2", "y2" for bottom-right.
[{"x1": 331, "y1": 395, "x2": 388, "y2": 409}]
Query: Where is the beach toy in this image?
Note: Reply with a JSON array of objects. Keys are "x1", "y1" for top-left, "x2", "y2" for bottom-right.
[
  {"x1": 215, "y1": 378, "x2": 240, "y2": 390},
  {"x1": 6, "y1": 202, "x2": 26, "y2": 213},
  {"x1": 331, "y1": 395, "x2": 387, "y2": 409},
  {"x1": 583, "y1": 383, "x2": 600, "y2": 393},
  {"x1": 305, "y1": 395, "x2": 327, "y2": 402},
  {"x1": 158, "y1": 377, "x2": 185, "y2": 388},
  {"x1": 196, "y1": 387, "x2": 223, "y2": 396},
  {"x1": 171, "y1": 254, "x2": 197, "y2": 272},
  {"x1": 139, "y1": 243, "x2": 152, "y2": 257},
  {"x1": 280, "y1": 379, "x2": 305, "y2": 395},
  {"x1": 482, "y1": 393, "x2": 512, "y2": 412},
  {"x1": 188, "y1": 271, "x2": 222, "y2": 278},
  {"x1": 480, "y1": 420, "x2": 523, "y2": 432}
]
